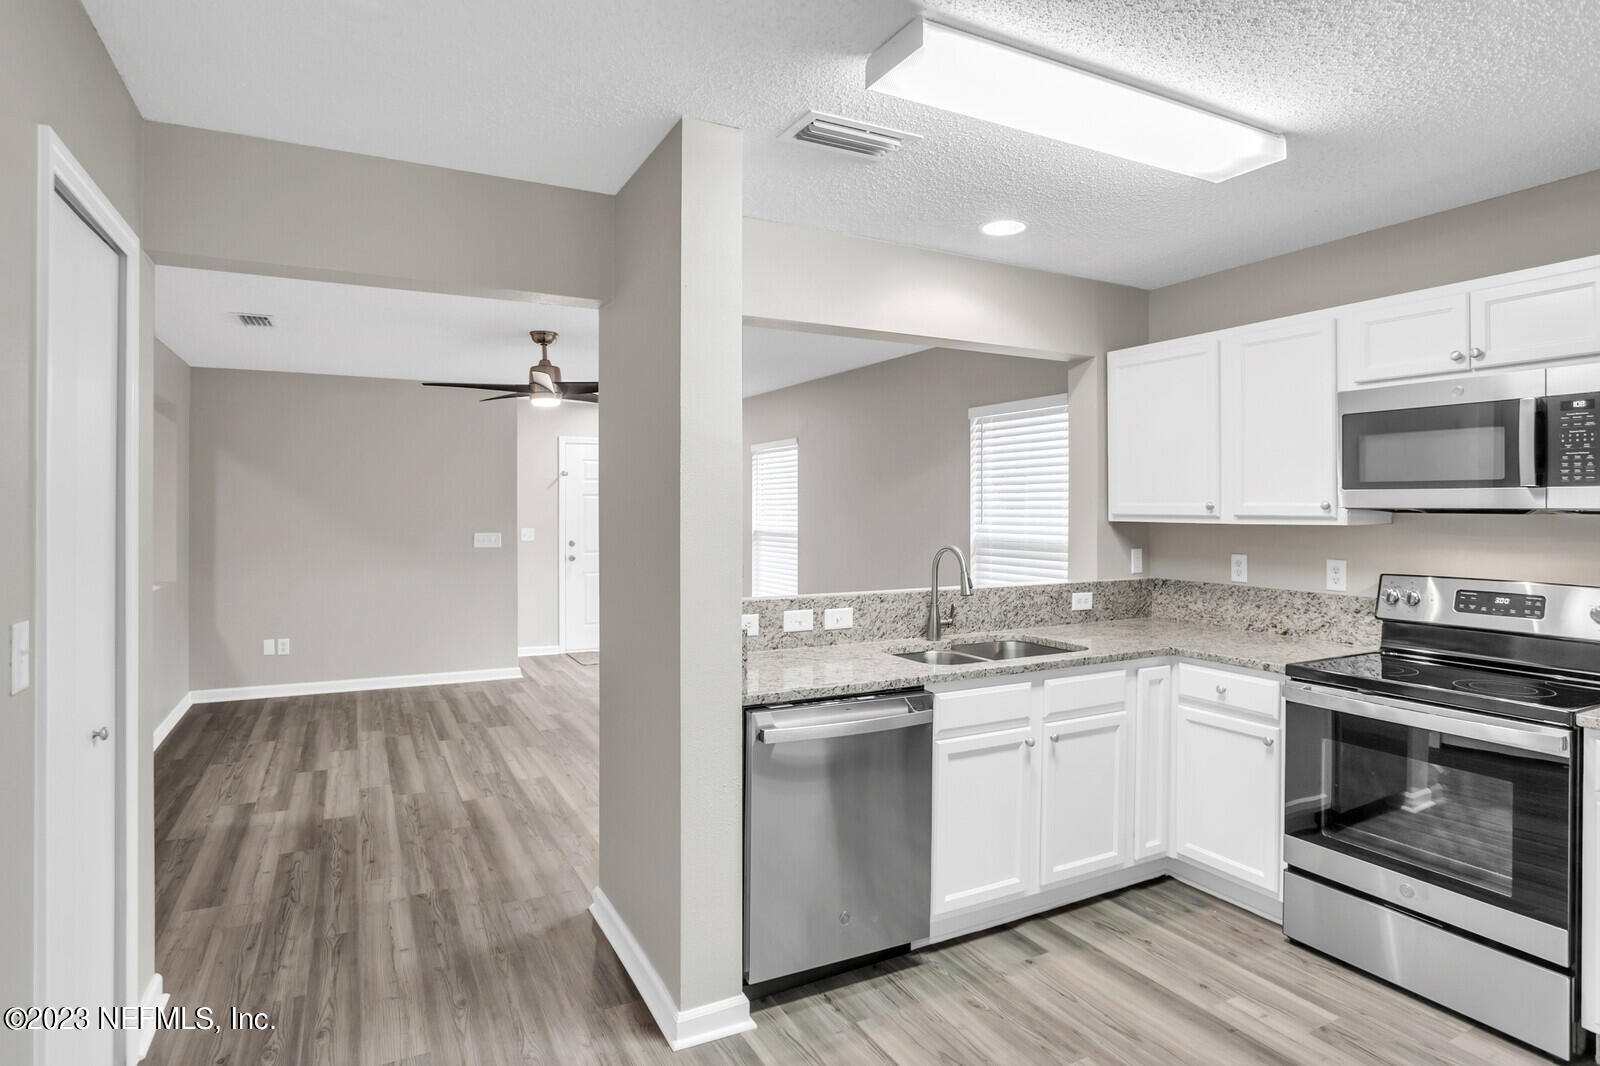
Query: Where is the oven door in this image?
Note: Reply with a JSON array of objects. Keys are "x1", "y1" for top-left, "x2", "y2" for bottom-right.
[
  {"x1": 1283, "y1": 681, "x2": 1574, "y2": 965},
  {"x1": 1338, "y1": 372, "x2": 1544, "y2": 510}
]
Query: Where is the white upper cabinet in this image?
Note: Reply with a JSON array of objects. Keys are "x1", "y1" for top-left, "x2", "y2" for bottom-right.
[
  {"x1": 1107, "y1": 336, "x2": 1221, "y2": 521},
  {"x1": 1339, "y1": 289, "x2": 1470, "y2": 386},
  {"x1": 1221, "y1": 317, "x2": 1340, "y2": 521},
  {"x1": 1470, "y1": 264, "x2": 1600, "y2": 370}
]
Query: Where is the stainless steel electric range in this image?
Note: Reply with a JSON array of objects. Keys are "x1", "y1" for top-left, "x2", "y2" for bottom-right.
[{"x1": 1284, "y1": 574, "x2": 1600, "y2": 1059}]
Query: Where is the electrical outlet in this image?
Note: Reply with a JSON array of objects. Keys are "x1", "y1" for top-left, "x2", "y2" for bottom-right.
[
  {"x1": 474, "y1": 532, "x2": 502, "y2": 548},
  {"x1": 740, "y1": 613, "x2": 759, "y2": 636},
  {"x1": 10, "y1": 620, "x2": 30, "y2": 695},
  {"x1": 520, "y1": 528, "x2": 536, "y2": 542},
  {"x1": 263, "y1": 638, "x2": 276, "y2": 656},
  {"x1": 276, "y1": 637, "x2": 291, "y2": 655},
  {"x1": 1071, "y1": 591, "x2": 1093, "y2": 611},
  {"x1": 823, "y1": 607, "x2": 854, "y2": 630},
  {"x1": 782, "y1": 609, "x2": 814, "y2": 632},
  {"x1": 1326, "y1": 559, "x2": 1348, "y2": 592},
  {"x1": 1230, "y1": 554, "x2": 1248, "y2": 583},
  {"x1": 1130, "y1": 547, "x2": 1143, "y2": 575}
]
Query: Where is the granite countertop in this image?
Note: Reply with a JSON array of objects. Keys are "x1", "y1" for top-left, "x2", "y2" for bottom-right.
[
  {"x1": 1576, "y1": 709, "x2": 1600, "y2": 729},
  {"x1": 744, "y1": 617, "x2": 1371, "y2": 706}
]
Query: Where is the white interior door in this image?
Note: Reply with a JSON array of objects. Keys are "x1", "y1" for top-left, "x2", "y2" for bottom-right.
[
  {"x1": 560, "y1": 438, "x2": 599, "y2": 652},
  {"x1": 41, "y1": 188, "x2": 120, "y2": 1065}
]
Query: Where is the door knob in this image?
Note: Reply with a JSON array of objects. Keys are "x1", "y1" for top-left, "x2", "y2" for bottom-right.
[
  {"x1": 90, "y1": 726, "x2": 109, "y2": 743},
  {"x1": 1449, "y1": 350, "x2": 1466, "y2": 362}
]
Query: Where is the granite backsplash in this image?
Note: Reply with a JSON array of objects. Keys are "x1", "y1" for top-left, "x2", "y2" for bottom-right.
[{"x1": 742, "y1": 578, "x2": 1378, "y2": 652}]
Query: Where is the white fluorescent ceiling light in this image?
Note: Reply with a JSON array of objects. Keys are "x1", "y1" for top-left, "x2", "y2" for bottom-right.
[{"x1": 866, "y1": 19, "x2": 1286, "y2": 182}]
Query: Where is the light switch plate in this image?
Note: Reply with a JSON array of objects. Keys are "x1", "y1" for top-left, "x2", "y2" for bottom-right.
[
  {"x1": 520, "y1": 528, "x2": 536, "y2": 543},
  {"x1": 1130, "y1": 547, "x2": 1143, "y2": 575},
  {"x1": 740, "y1": 613, "x2": 760, "y2": 636},
  {"x1": 782, "y1": 609, "x2": 814, "y2": 632},
  {"x1": 823, "y1": 607, "x2": 854, "y2": 630},
  {"x1": 1231, "y1": 554, "x2": 1248, "y2": 583},
  {"x1": 1071, "y1": 592, "x2": 1093, "y2": 611},
  {"x1": 276, "y1": 638, "x2": 291, "y2": 655},
  {"x1": 263, "y1": 638, "x2": 276, "y2": 656},
  {"x1": 10, "y1": 620, "x2": 30, "y2": 695},
  {"x1": 1326, "y1": 559, "x2": 1347, "y2": 592},
  {"x1": 474, "y1": 532, "x2": 503, "y2": 548}
]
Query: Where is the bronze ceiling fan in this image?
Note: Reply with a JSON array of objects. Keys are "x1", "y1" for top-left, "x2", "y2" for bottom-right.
[{"x1": 421, "y1": 330, "x2": 597, "y2": 407}]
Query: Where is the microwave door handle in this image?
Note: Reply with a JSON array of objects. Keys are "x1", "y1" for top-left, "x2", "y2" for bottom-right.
[
  {"x1": 1285, "y1": 681, "x2": 1571, "y2": 759},
  {"x1": 1519, "y1": 396, "x2": 1538, "y2": 487}
]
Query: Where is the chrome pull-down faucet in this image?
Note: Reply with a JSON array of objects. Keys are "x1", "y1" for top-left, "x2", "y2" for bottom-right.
[{"x1": 928, "y1": 545, "x2": 975, "y2": 641}]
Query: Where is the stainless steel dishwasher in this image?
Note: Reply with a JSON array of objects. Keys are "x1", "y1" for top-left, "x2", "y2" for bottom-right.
[{"x1": 744, "y1": 690, "x2": 932, "y2": 992}]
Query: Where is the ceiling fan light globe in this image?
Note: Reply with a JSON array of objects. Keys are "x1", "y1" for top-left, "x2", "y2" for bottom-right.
[{"x1": 529, "y1": 393, "x2": 562, "y2": 408}]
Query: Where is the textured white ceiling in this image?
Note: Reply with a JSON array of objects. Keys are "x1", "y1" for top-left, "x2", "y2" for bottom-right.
[
  {"x1": 89, "y1": 0, "x2": 1600, "y2": 288},
  {"x1": 154, "y1": 267, "x2": 600, "y2": 382},
  {"x1": 742, "y1": 326, "x2": 926, "y2": 396}
]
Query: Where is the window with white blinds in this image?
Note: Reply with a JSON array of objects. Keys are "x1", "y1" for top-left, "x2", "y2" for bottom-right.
[
  {"x1": 751, "y1": 438, "x2": 798, "y2": 596},
  {"x1": 970, "y1": 396, "x2": 1070, "y2": 586}
]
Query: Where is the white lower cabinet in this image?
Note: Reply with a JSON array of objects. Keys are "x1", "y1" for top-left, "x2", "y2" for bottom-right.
[
  {"x1": 931, "y1": 659, "x2": 1282, "y2": 930},
  {"x1": 1171, "y1": 693, "x2": 1282, "y2": 895}
]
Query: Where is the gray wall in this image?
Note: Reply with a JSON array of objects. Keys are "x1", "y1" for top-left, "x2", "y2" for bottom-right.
[
  {"x1": 1, "y1": 0, "x2": 147, "y2": 1048},
  {"x1": 742, "y1": 348, "x2": 1074, "y2": 594},
  {"x1": 189, "y1": 369, "x2": 518, "y2": 689},
  {"x1": 145, "y1": 341, "x2": 191, "y2": 717},
  {"x1": 142, "y1": 122, "x2": 615, "y2": 303},
  {"x1": 1144, "y1": 167, "x2": 1600, "y2": 596},
  {"x1": 517, "y1": 400, "x2": 599, "y2": 650},
  {"x1": 598, "y1": 118, "x2": 745, "y2": 1012}
]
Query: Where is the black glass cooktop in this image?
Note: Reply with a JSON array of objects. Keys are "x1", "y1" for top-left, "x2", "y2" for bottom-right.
[{"x1": 1287, "y1": 651, "x2": 1600, "y2": 725}]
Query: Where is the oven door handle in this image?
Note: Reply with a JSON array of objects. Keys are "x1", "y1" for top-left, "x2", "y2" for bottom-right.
[{"x1": 1285, "y1": 681, "x2": 1571, "y2": 759}]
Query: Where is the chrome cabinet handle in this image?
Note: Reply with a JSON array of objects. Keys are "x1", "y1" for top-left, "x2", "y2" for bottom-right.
[
  {"x1": 1263, "y1": 736, "x2": 1275, "y2": 748},
  {"x1": 90, "y1": 727, "x2": 109, "y2": 743},
  {"x1": 1050, "y1": 733, "x2": 1062, "y2": 744},
  {"x1": 1025, "y1": 737, "x2": 1035, "y2": 748},
  {"x1": 1215, "y1": 684, "x2": 1227, "y2": 697},
  {"x1": 1204, "y1": 502, "x2": 1215, "y2": 512},
  {"x1": 1470, "y1": 347, "x2": 1486, "y2": 360},
  {"x1": 1449, "y1": 349, "x2": 1466, "y2": 362},
  {"x1": 1320, "y1": 500, "x2": 1332, "y2": 512}
]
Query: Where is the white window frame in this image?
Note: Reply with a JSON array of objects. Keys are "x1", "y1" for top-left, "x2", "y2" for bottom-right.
[
  {"x1": 750, "y1": 438, "x2": 798, "y2": 596},
  {"x1": 969, "y1": 394, "x2": 1070, "y2": 587}
]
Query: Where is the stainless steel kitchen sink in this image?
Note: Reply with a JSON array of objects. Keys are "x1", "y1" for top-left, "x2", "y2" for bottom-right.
[
  {"x1": 893, "y1": 649, "x2": 988, "y2": 665},
  {"x1": 948, "y1": 639, "x2": 1083, "y2": 660}
]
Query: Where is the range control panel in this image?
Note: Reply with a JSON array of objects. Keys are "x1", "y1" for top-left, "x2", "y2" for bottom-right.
[
  {"x1": 1549, "y1": 392, "x2": 1600, "y2": 485},
  {"x1": 1454, "y1": 589, "x2": 1547, "y2": 619}
]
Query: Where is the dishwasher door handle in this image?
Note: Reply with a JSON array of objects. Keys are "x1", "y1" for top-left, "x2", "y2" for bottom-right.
[{"x1": 758, "y1": 708, "x2": 932, "y2": 744}]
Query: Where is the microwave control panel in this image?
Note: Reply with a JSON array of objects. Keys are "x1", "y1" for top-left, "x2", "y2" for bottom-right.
[{"x1": 1550, "y1": 392, "x2": 1600, "y2": 485}]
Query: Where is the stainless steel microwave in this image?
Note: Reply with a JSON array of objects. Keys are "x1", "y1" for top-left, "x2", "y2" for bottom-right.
[{"x1": 1338, "y1": 368, "x2": 1600, "y2": 511}]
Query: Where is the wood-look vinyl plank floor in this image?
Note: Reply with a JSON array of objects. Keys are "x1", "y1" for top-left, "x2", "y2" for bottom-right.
[{"x1": 151, "y1": 655, "x2": 1558, "y2": 1066}]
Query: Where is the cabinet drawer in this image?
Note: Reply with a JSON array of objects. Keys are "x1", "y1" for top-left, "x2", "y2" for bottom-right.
[
  {"x1": 1041, "y1": 670, "x2": 1126, "y2": 718},
  {"x1": 933, "y1": 681, "x2": 1034, "y2": 738},
  {"x1": 1177, "y1": 663, "x2": 1280, "y2": 720}
]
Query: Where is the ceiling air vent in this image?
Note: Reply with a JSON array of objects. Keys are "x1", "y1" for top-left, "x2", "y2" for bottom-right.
[
  {"x1": 234, "y1": 312, "x2": 275, "y2": 328},
  {"x1": 781, "y1": 111, "x2": 921, "y2": 158}
]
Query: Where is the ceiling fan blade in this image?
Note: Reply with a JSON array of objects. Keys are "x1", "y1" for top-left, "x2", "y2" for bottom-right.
[
  {"x1": 479, "y1": 392, "x2": 530, "y2": 402},
  {"x1": 558, "y1": 381, "x2": 599, "y2": 395},
  {"x1": 421, "y1": 381, "x2": 531, "y2": 393},
  {"x1": 564, "y1": 393, "x2": 599, "y2": 404}
]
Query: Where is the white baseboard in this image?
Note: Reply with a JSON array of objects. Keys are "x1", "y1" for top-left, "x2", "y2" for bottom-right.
[
  {"x1": 589, "y1": 887, "x2": 755, "y2": 1051},
  {"x1": 152, "y1": 693, "x2": 195, "y2": 750},
  {"x1": 189, "y1": 666, "x2": 523, "y2": 705},
  {"x1": 518, "y1": 644, "x2": 562, "y2": 657},
  {"x1": 131, "y1": 972, "x2": 169, "y2": 1062}
]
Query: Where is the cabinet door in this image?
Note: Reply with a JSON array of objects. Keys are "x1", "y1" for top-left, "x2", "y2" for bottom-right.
[
  {"x1": 1132, "y1": 665, "x2": 1172, "y2": 860},
  {"x1": 1107, "y1": 337, "x2": 1221, "y2": 520},
  {"x1": 1221, "y1": 317, "x2": 1339, "y2": 520},
  {"x1": 1040, "y1": 674, "x2": 1130, "y2": 886},
  {"x1": 1341, "y1": 290, "x2": 1470, "y2": 385},
  {"x1": 1471, "y1": 266, "x2": 1600, "y2": 369},
  {"x1": 932, "y1": 726, "x2": 1036, "y2": 915},
  {"x1": 1172, "y1": 701, "x2": 1281, "y2": 895}
]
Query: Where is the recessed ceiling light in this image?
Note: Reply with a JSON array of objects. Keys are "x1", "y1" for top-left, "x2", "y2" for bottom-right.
[
  {"x1": 980, "y1": 219, "x2": 1027, "y2": 237},
  {"x1": 867, "y1": 19, "x2": 1286, "y2": 182}
]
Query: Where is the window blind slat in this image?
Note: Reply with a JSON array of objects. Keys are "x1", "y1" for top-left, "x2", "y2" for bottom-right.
[
  {"x1": 971, "y1": 403, "x2": 1068, "y2": 586},
  {"x1": 752, "y1": 439, "x2": 798, "y2": 596}
]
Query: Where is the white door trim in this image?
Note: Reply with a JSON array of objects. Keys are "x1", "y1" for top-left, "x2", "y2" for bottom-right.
[
  {"x1": 557, "y1": 435, "x2": 598, "y2": 653},
  {"x1": 34, "y1": 125, "x2": 144, "y2": 1066}
]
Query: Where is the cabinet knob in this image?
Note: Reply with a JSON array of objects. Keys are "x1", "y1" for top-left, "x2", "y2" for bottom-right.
[
  {"x1": 90, "y1": 726, "x2": 109, "y2": 743},
  {"x1": 1025, "y1": 737, "x2": 1035, "y2": 748},
  {"x1": 1050, "y1": 732, "x2": 1062, "y2": 744},
  {"x1": 1204, "y1": 502, "x2": 1215, "y2": 512},
  {"x1": 1320, "y1": 500, "x2": 1332, "y2": 512},
  {"x1": 568, "y1": 554, "x2": 576, "y2": 562},
  {"x1": 1470, "y1": 347, "x2": 1486, "y2": 361},
  {"x1": 1215, "y1": 684, "x2": 1227, "y2": 697},
  {"x1": 1449, "y1": 349, "x2": 1466, "y2": 362},
  {"x1": 1263, "y1": 736, "x2": 1275, "y2": 748}
]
